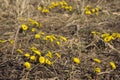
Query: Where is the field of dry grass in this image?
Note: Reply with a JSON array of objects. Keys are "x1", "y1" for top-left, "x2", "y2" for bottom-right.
[{"x1": 0, "y1": 0, "x2": 120, "y2": 80}]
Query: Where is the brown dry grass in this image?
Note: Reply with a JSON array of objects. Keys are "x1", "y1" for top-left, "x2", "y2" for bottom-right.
[{"x1": 0, "y1": 0, "x2": 120, "y2": 80}]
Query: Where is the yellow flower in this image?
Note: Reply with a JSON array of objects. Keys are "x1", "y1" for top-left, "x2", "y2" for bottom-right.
[
  {"x1": 44, "y1": 35, "x2": 56, "y2": 42},
  {"x1": 95, "y1": 12, "x2": 99, "y2": 16},
  {"x1": 39, "y1": 56, "x2": 45, "y2": 64},
  {"x1": 21, "y1": 24, "x2": 28, "y2": 31},
  {"x1": 45, "y1": 58, "x2": 52, "y2": 65},
  {"x1": 39, "y1": 23, "x2": 42, "y2": 27},
  {"x1": 69, "y1": 6, "x2": 73, "y2": 11},
  {"x1": 103, "y1": 36, "x2": 114, "y2": 42},
  {"x1": 38, "y1": 6, "x2": 42, "y2": 11},
  {"x1": 30, "y1": 46, "x2": 37, "y2": 50},
  {"x1": 59, "y1": 2, "x2": 63, "y2": 6},
  {"x1": 24, "y1": 53, "x2": 30, "y2": 58},
  {"x1": 55, "y1": 53, "x2": 61, "y2": 58},
  {"x1": 95, "y1": 7, "x2": 99, "y2": 12},
  {"x1": 31, "y1": 28, "x2": 36, "y2": 32},
  {"x1": 62, "y1": 1, "x2": 68, "y2": 6},
  {"x1": 9, "y1": 40, "x2": 14, "y2": 44},
  {"x1": 93, "y1": 58, "x2": 101, "y2": 63},
  {"x1": 65, "y1": 6, "x2": 69, "y2": 10},
  {"x1": 27, "y1": 18, "x2": 33, "y2": 22},
  {"x1": 116, "y1": 34, "x2": 120, "y2": 38},
  {"x1": 91, "y1": 9, "x2": 96, "y2": 13},
  {"x1": 35, "y1": 34, "x2": 40, "y2": 39},
  {"x1": 32, "y1": 50, "x2": 41, "y2": 56},
  {"x1": 46, "y1": 51, "x2": 52, "y2": 58},
  {"x1": 111, "y1": 33, "x2": 118, "y2": 37},
  {"x1": 48, "y1": 5, "x2": 54, "y2": 9},
  {"x1": 56, "y1": 41, "x2": 60, "y2": 45},
  {"x1": 101, "y1": 33, "x2": 110, "y2": 38},
  {"x1": 111, "y1": 33, "x2": 120, "y2": 38},
  {"x1": 17, "y1": 49, "x2": 23, "y2": 54},
  {"x1": 85, "y1": 10, "x2": 92, "y2": 15},
  {"x1": 42, "y1": 8, "x2": 50, "y2": 13},
  {"x1": 38, "y1": 31, "x2": 44, "y2": 35},
  {"x1": 30, "y1": 56, "x2": 36, "y2": 61},
  {"x1": 0, "y1": 39, "x2": 7, "y2": 43},
  {"x1": 59, "y1": 36, "x2": 67, "y2": 42},
  {"x1": 61, "y1": 6, "x2": 65, "y2": 9},
  {"x1": 33, "y1": 21, "x2": 39, "y2": 26},
  {"x1": 110, "y1": 62, "x2": 116, "y2": 69},
  {"x1": 24, "y1": 62, "x2": 31, "y2": 69},
  {"x1": 50, "y1": 35, "x2": 57, "y2": 40},
  {"x1": 94, "y1": 68, "x2": 101, "y2": 73},
  {"x1": 73, "y1": 57, "x2": 80, "y2": 64},
  {"x1": 91, "y1": 31, "x2": 100, "y2": 35},
  {"x1": 85, "y1": 5, "x2": 91, "y2": 10},
  {"x1": 91, "y1": 31, "x2": 96, "y2": 34},
  {"x1": 51, "y1": 2, "x2": 56, "y2": 6}
]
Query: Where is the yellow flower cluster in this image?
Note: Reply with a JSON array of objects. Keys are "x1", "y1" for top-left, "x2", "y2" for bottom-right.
[
  {"x1": 0, "y1": 39, "x2": 14, "y2": 44},
  {"x1": 85, "y1": 5, "x2": 99, "y2": 15},
  {"x1": 39, "y1": 56, "x2": 52, "y2": 65},
  {"x1": 43, "y1": 34, "x2": 67, "y2": 46},
  {"x1": 27, "y1": 18, "x2": 42, "y2": 27},
  {"x1": 59, "y1": 36, "x2": 67, "y2": 42},
  {"x1": 17, "y1": 46, "x2": 62, "y2": 69},
  {"x1": 20, "y1": 18, "x2": 42, "y2": 33},
  {"x1": 91, "y1": 31, "x2": 120, "y2": 42},
  {"x1": 37, "y1": 1, "x2": 73, "y2": 13},
  {"x1": 43, "y1": 35, "x2": 57, "y2": 42},
  {"x1": 101, "y1": 33, "x2": 120, "y2": 42},
  {"x1": 92, "y1": 57, "x2": 116, "y2": 73}
]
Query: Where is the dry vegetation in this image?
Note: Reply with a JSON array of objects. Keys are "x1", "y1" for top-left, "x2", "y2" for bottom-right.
[{"x1": 0, "y1": 0, "x2": 120, "y2": 80}]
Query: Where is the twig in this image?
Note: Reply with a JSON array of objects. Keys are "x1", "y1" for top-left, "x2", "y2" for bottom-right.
[
  {"x1": 11, "y1": 25, "x2": 21, "y2": 55},
  {"x1": 97, "y1": 70, "x2": 113, "y2": 75}
]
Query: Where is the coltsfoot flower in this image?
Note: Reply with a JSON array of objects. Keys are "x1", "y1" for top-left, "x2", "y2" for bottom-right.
[
  {"x1": 24, "y1": 62, "x2": 31, "y2": 69},
  {"x1": 45, "y1": 58, "x2": 52, "y2": 65},
  {"x1": 110, "y1": 62, "x2": 116, "y2": 69},
  {"x1": 38, "y1": 6, "x2": 42, "y2": 11},
  {"x1": 73, "y1": 57, "x2": 80, "y2": 64},
  {"x1": 93, "y1": 58, "x2": 101, "y2": 63},
  {"x1": 30, "y1": 56, "x2": 36, "y2": 61},
  {"x1": 17, "y1": 49, "x2": 23, "y2": 54},
  {"x1": 32, "y1": 50, "x2": 41, "y2": 56},
  {"x1": 21, "y1": 24, "x2": 28, "y2": 31},
  {"x1": 24, "y1": 53, "x2": 30, "y2": 58},
  {"x1": 94, "y1": 68, "x2": 101, "y2": 73},
  {"x1": 39, "y1": 56, "x2": 45, "y2": 64},
  {"x1": 55, "y1": 53, "x2": 61, "y2": 58},
  {"x1": 35, "y1": 34, "x2": 41, "y2": 39}
]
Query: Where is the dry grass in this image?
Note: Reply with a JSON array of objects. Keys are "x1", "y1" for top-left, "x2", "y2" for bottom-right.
[{"x1": 0, "y1": 0, "x2": 120, "y2": 80}]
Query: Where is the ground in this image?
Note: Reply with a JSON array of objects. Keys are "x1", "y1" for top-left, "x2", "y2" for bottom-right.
[{"x1": 0, "y1": 0, "x2": 120, "y2": 80}]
